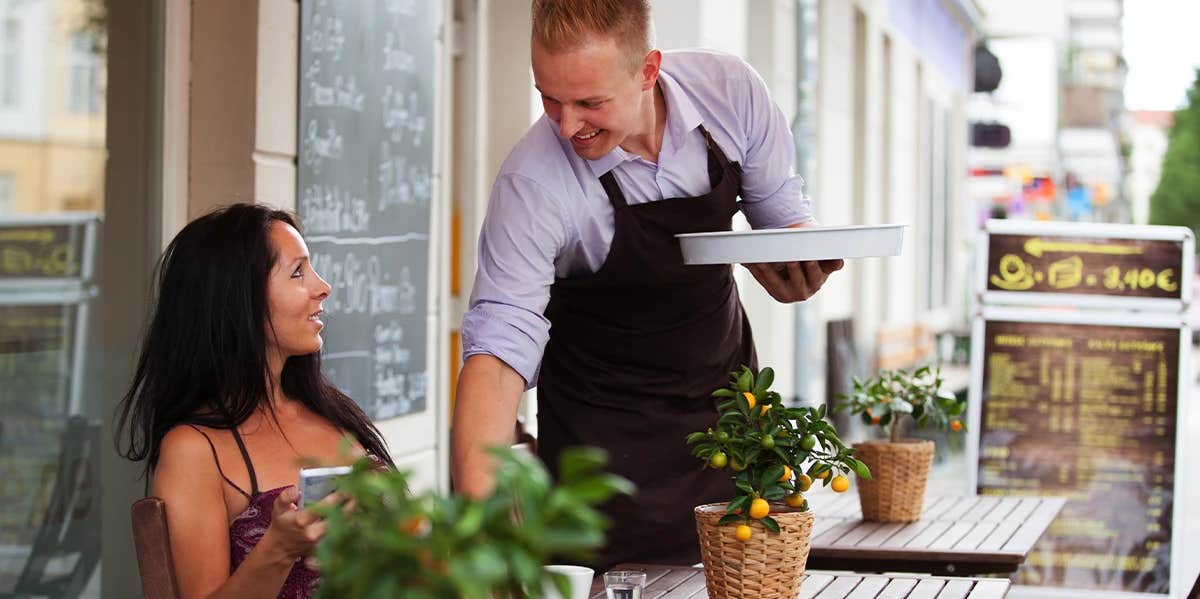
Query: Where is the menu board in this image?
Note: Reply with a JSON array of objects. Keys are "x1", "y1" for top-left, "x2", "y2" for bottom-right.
[
  {"x1": 976, "y1": 318, "x2": 1181, "y2": 594},
  {"x1": 0, "y1": 303, "x2": 78, "y2": 414},
  {"x1": 297, "y1": 0, "x2": 435, "y2": 419},
  {"x1": 985, "y1": 233, "x2": 1185, "y2": 300}
]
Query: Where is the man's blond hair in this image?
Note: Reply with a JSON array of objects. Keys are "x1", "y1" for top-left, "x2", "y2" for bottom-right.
[{"x1": 531, "y1": 0, "x2": 653, "y2": 72}]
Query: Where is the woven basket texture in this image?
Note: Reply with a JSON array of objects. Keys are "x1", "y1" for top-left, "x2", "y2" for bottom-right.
[
  {"x1": 853, "y1": 439, "x2": 934, "y2": 522},
  {"x1": 693, "y1": 503, "x2": 813, "y2": 599}
]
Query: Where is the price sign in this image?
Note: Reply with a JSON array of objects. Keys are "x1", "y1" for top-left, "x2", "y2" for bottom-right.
[
  {"x1": 976, "y1": 221, "x2": 1193, "y2": 310},
  {"x1": 0, "y1": 215, "x2": 98, "y2": 286},
  {"x1": 968, "y1": 308, "x2": 1191, "y2": 597}
]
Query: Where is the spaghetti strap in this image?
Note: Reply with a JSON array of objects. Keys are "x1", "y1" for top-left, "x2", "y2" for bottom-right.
[
  {"x1": 187, "y1": 425, "x2": 252, "y2": 499},
  {"x1": 228, "y1": 427, "x2": 260, "y2": 496}
]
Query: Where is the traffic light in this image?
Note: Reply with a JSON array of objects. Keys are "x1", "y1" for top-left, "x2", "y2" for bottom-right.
[{"x1": 971, "y1": 122, "x2": 1011, "y2": 148}]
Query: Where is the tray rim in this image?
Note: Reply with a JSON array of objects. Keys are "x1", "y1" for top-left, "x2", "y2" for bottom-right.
[{"x1": 674, "y1": 223, "x2": 908, "y2": 239}]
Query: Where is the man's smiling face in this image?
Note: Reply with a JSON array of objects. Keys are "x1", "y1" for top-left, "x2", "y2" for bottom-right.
[{"x1": 532, "y1": 34, "x2": 651, "y2": 161}]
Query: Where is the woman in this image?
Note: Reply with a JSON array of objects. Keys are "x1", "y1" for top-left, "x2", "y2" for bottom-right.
[{"x1": 117, "y1": 203, "x2": 393, "y2": 598}]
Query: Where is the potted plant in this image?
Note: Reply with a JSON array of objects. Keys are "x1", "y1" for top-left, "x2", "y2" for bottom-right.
[
  {"x1": 836, "y1": 365, "x2": 966, "y2": 522},
  {"x1": 311, "y1": 446, "x2": 632, "y2": 599},
  {"x1": 687, "y1": 366, "x2": 868, "y2": 599}
]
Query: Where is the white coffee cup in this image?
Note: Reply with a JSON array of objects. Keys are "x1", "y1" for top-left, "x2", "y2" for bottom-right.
[{"x1": 542, "y1": 564, "x2": 594, "y2": 599}]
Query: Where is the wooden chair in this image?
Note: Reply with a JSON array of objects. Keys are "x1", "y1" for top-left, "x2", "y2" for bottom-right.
[{"x1": 130, "y1": 497, "x2": 181, "y2": 599}]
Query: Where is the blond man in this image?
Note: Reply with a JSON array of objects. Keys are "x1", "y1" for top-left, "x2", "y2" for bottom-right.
[{"x1": 453, "y1": 0, "x2": 840, "y2": 568}]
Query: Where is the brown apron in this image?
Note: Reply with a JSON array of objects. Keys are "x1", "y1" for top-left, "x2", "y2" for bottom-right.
[{"x1": 538, "y1": 125, "x2": 758, "y2": 570}]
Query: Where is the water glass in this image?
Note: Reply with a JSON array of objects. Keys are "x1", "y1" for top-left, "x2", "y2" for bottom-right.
[{"x1": 603, "y1": 570, "x2": 646, "y2": 599}]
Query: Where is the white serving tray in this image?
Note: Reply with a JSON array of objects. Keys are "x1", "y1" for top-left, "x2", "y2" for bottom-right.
[{"x1": 676, "y1": 224, "x2": 906, "y2": 265}]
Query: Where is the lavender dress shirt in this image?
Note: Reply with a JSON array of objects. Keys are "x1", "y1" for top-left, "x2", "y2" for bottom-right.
[{"x1": 463, "y1": 50, "x2": 814, "y2": 388}]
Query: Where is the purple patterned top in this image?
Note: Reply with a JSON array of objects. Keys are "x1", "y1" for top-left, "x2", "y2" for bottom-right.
[{"x1": 228, "y1": 486, "x2": 321, "y2": 599}]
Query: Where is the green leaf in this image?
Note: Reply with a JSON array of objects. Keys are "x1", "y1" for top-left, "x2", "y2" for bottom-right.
[
  {"x1": 718, "y1": 513, "x2": 743, "y2": 526},
  {"x1": 557, "y1": 447, "x2": 607, "y2": 482},
  {"x1": 762, "y1": 486, "x2": 786, "y2": 501},
  {"x1": 712, "y1": 388, "x2": 737, "y2": 398},
  {"x1": 760, "y1": 516, "x2": 780, "y2": 534},
  {"x1": 761, "y1": 465, "x2": 785, "y2": 488},
  {"x1": 735, "y1": 480, "x2": 755, "y2": 494},
  {"x1": 754, "y1": 367, "x2": 775, "y2": 393},
  {"x1": 685, "y1": 432, "x2": 708, "y2": 445},
  {"x1": 853, "y1": 459, "x2": 872, "y2": 480},
  {"x1": 736, "y1": 368, "x2": 752, "y2": 392},
  {"x1": 728, "y1": 494, "x2": 751, "y2": 514}
]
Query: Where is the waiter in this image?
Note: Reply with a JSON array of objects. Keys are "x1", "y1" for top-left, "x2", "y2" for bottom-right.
[{"x1": 452, "y1": 0, "x2": 842, "y2": 569}]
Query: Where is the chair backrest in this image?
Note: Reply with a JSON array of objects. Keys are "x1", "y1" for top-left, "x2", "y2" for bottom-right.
[
  {"x1": 11, "y1": 416, "x2": 101, "y2": 597},
  {"x1": 131, "y1": 497, "x2": 181, "y2": 599}
]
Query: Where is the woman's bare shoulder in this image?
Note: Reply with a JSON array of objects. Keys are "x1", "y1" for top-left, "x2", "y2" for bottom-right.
[{"x1": 155, "y1": 424, "x2": 223, "y2": 482}]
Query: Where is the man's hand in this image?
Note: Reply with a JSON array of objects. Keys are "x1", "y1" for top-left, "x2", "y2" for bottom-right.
[{"x1": 743, "y1": 222, "x2": 843, "y2": 303}]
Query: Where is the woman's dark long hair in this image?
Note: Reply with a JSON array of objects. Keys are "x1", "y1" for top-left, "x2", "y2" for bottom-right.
[{"x1": 116, "y1": 203, "x2": 393, "y2": 478}]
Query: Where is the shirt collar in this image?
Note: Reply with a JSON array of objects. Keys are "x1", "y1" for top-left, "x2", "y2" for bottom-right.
[{"x1": 584, "y1": 68, "x2": 705, "y2": 177}]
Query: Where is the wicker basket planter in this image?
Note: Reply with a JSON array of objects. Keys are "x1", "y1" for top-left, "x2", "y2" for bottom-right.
[
  {"x1": 694, "y1": 503, "x2": 814, "y2": 599},
  {"x1": 852, "y1": 439, "x2": 934, "y2": 522}
]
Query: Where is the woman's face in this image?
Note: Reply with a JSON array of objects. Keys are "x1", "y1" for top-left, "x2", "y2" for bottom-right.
[{"x1": 265, "y1": 221, "x2": 331, "y2": 360}]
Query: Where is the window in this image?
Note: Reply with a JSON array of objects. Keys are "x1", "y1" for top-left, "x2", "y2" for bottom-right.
[
  {"x1": 0, "y1": 16, "x2": 19, "y2": 108},
  {"x1": 69, "y1": 32, "x2": 102, "y2": 114}
]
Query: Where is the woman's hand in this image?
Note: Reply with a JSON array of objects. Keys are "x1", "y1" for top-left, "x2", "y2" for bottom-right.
[{"x1": 260, "y1": 487, "x2": 328, "y2": 565}]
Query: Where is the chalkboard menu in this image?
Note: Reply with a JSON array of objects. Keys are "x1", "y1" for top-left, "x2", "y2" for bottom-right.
[
  {"x1": 298, "y1": 0, "x2": 435, "y2": 420},
  {"x1": 976, "y1": 318, "x2": 1182, "y2": 594},
  {"x1": 985, "y1": 233, "x2": 1185, "y2": 300}
]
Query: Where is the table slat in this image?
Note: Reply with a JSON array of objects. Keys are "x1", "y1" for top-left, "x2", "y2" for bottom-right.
[
  {"x1": 655, "y1": 570, "x2": 707, "y2": 599},
  {"x1": 812, "y1": 519, "x2": 868, "y2": 545},
  {"x1": 875, "y1": 578, "x2": 919, "y2": 599},
  {"x1": 798, "y1": 573, "x2": 838, "y2": 599},
  {"x1": 965, "y1": 579, "x2": 1011, "y2": 599},
  {"x1": 906, "y1": 578, "x2": 949, "y2": 599},
  {"x1": 934, "y1": 579, "x2": 975, "y2": 599},
  {"x1": 959, "y1": 496, "x2": 1001, "y2": 522},
  {"x1": 1001, "y1": 498, "x2": 1066, "y2": 553},
  {"x1": 877, "y1": 519, "x2": 939, "y2": 548},
  {"x1": 927, "y1": 521, "x2": 979, "y2": 550},
  {"x1": 974, "y1": 519, "x2": 1021, "y2": 552},
  {"x1": 844, "y1": 576, "x2": 890, "y2": 599},
  {"x1": 952, "y1": 521, "x2": 1000, "y2": 551},
  {"x1": 901, "y1": 520, "x2": 954, "y2": 549},
  {"x1": 833, "y1": 522, "x2": 887, "y2": 547},
  {"x1": 858, "y1": 521, "x2": 908, "y2": 547},
  {"x1": 812, "y1": 576, "x2": 864, "y2": 599}
]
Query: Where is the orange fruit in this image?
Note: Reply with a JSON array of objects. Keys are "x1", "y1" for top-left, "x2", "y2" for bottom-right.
[
  {"x1": 709, "y1": 451, "x2": 728, "y2": 469},
  {"x1": 831, "y1": 475, "x2": 850, "y2": 493},
  {"x1": 779, "y1": 465, "x2": 792, "y2": 482},
  {"x1": 760, "y1": 404, "x2": 771, "y2": 415},
  {"x1": 796, "y1": 473, "x2": 813, "y2": 492},
  {"x1": 730, "y1": 458, "x2": 746, "y2": 472},
  {"x1": 748, "y1": 498, "x2": 770, "y2": 519},
  {"x1": 400, "y1": 516, "x2": 425, "y2": 535},
  {"x1": 950, "y1": 420, "x2": 963, "y2": 432},
  {"x1": 735, "y1": 524, "x2": 752, "y2": 542},
  {"x1": 785, "y1": 493, "x2": 806, "y2": 509},
  {"x1": 742, "y1": 392, "x2": 757, "y2": 408},
  {"x1": 811, "y1": 467, "x2": 830, "y2": 480}
]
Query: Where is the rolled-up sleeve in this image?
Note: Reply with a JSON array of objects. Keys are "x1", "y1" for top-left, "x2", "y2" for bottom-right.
[
  {"x1": 462, "y1": 173, "x2": 570, "y2": 389},
  {"x1": 734, "y1": 59, "x2": 814, "y2": 229}
]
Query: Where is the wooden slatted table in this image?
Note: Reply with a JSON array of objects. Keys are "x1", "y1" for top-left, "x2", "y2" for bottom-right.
[
  {"x1": 587, "y1": 564, "x2": 1011, "y2": 598},
  {"x1": 805, "y1": 492, "x2": 1066, "y2": 575}
]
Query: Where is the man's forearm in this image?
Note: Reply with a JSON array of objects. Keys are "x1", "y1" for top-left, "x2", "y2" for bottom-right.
[{"x1": 451, "y1": 354, "x2": 526, "y2": 498}]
